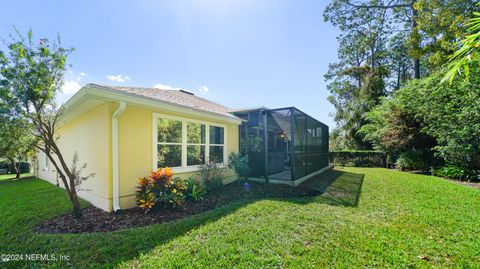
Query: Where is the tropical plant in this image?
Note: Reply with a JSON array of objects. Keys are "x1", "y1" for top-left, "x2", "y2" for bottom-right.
[
  {"x1": 185, "y1": 178, "x2": 206, "y2": 201},
  {"x1": 444, "y1": 8, "x2": 480, "y2": 83},
  {"x1": 135, "y1": 167, "x2": 188, "y2": 213},
  {"x1": 227, "y1": 152, "x2": 251, "y2": 181},
  {"x1": 433, "y1": 165, "x2": 473, "y2": 180}
]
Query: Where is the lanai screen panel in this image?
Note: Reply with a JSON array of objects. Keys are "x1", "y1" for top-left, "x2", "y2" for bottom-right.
[
  {"x1": 266, "y1": 108, "x2": 293, "y2": 180},
  {"x1": 238, "y1": 110, "x2": 266, "y2": 177},
  {"x1": 235, "y1": 107, "x2": 329, "y2": 182},
  {"x1": 293, "y1": 108, "x2": 329, "y2": 180}
]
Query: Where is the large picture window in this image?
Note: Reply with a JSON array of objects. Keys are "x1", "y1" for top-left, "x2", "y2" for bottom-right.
[{"x1": 154, "y1": 114, "x2": 226, "y2": 171}]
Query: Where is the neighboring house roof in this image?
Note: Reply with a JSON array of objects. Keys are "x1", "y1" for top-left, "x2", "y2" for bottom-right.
[{"x1": 95, "y1": 84, "x2": 232, "y2": 117}]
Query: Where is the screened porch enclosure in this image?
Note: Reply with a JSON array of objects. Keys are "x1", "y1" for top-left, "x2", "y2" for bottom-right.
[{"x1": 234, "y1": 107, "x2": 329, "y2": 182}]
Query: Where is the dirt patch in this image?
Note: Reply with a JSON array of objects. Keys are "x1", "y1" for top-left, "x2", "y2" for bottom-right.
[{"x1": 36, "y1": 180, "x2": 321, "y2": 234}]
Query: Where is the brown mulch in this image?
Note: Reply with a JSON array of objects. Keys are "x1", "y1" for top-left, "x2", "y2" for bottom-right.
[
  {"x1": 36, "y1": 180, "x2": 321, "y2": 234},
  {"x1": 445, "y1": 179, "x2": 480, "y2": 190}
]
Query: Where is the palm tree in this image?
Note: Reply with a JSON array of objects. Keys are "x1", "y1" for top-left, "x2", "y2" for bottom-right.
[{"x1": 443, "y1": 10, "x2": 480, "y2": 84}]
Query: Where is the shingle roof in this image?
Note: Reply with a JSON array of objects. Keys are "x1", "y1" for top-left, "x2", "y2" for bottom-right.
[{"x1": 94, "y1": 84, "x2": 233, "y2": 117}]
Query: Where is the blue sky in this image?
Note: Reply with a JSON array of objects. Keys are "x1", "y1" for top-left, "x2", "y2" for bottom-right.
[{"x1": 0, "y1": 0, "x2": 339, "y2": 127}]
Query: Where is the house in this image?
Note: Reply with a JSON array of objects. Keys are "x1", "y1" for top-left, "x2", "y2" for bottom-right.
[{"x1": 35, "y1": 84, "x2": 330, "y2": 212}]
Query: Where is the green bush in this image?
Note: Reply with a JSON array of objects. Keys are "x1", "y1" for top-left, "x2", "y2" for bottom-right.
[
  {"x1": 0, "y1": 161, "x2": 30, "y2": 174},
  {"x1": 227, "y1": 152, "x2": 251, "y2": 181},
  {"x1": 17, "y1": 162, "x2": 30, "y2": 173},
  {"x1": 395, "y1": 150, "x2": 430, "y2": 171},
  {"x1": 185, "y1": 178, "x2": 207, "y2": 201},
  {"x1": 198, "y1": 162, "x2": 225, "y2": 192},
  {"x1": 331, "y1": 151, "x2": 386, "y2": 167},
  {"x1": 0, "y1": 161, "x2": 9, "y2": 170},
  {"x1": 433, "y1": 165, "x2": 474, "y2": 180}
]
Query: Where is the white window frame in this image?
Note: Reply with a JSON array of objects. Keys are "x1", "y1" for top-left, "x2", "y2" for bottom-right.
[{"x1": 153, "y1": 113, "x2": 227, "y2": 173}]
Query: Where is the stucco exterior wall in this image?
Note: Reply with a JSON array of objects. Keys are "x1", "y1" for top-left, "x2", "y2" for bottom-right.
[
  {"x1": 37, "y1": 101, "x2": 240, "y2": 212},
  {"x1": 36, "y1": 103, "x2": 112, "y2": 211},
  {"x1": 117, "y1": 104, "x2": 239, "y2": 209}
]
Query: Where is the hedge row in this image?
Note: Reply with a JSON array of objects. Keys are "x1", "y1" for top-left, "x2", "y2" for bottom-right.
[
  {"x1": 0, "y1": 161, "x2": 31, "y2": 174},
  {"x1": 330, "y1": 151, "x2": 386, "y2": 167}
]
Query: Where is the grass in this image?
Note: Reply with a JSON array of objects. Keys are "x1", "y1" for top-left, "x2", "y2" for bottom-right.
[
  {"x1": 1, "y1": 168, "x2": 479, "y2": 268},
  {"x1": 0, "y1": 173, "x2": 33, "y2": 181}
]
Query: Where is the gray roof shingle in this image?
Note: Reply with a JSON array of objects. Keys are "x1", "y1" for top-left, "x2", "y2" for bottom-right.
[{"x1": 95, "y1": 84, "x2": 233, "y2": 117}]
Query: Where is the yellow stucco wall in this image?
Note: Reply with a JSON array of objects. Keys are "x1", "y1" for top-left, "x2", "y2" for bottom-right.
[
  {"x1": 36, "y1": 103, "x2": 112, "y2": 211},
  {"x1": 37, "y1": 101, "x2": 240, "y2": 212},
  {"x1": 117, "y1": 104, "x2": 239, "y2": 209}
]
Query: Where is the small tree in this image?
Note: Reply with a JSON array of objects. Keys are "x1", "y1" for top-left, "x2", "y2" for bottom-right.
[
  {"x1": 228, "y1": 152, "x2": 251, "y2": 182},
  {"x1": 0, "y1": 29, "x2": 90, "y2": 218},
  {"x1": 0, "y1": 116, "x2": 34, "y2": 178}
]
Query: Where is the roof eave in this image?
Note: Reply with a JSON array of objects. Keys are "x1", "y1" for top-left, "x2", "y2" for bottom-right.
[{"x1": 62, "y1": 84, "x2": 244, "y2": 125}]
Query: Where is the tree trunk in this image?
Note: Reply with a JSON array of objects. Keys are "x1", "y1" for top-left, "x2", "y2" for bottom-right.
[
  {"x1": 411, "y1": 2, "x2": 421, "y2": 79},
  {"x1": 70, "y1": 191, "x2": 82, "y2": 218},
  {"x1": 8, "y1": 158, "x2": 20, "y2": 179},
  {"x1": 46, "y1": 153, "x2": 83, "y2": 218}
]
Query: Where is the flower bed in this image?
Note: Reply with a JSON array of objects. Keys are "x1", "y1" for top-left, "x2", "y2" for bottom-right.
[{"x1": 36, "y1": 180, "x2": 321, "y2": 234}]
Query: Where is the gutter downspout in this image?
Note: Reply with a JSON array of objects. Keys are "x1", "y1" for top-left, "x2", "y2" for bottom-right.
[{"x1": 112, "y1": 101, "x2": 126, "y2": 212}]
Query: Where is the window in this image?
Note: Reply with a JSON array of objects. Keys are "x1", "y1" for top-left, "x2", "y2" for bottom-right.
[
  {"x1": 209, "y1": 126, "x2": 224, "y2": 163},
  {"x1": 157, "y1": 118, "x2": 182, "y2": 168},
  {"x1": 154, "y1": 114, "x2": 226, "y2": 171},
  {"x1": 187, "y1": 122, "x2": 206, "y2": 166}
]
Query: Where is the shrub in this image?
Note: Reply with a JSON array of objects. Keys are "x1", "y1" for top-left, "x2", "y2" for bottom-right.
[
  {"x1": 433, "y1": 165, "x2": 474, "y2": 180},
  {"x1": 18, "y1": 162, "x2": 30, "y2": 173},
  {"x1": 135, "y1": 167, "x2": 187, "y2": 213},
  {"x1": 185, "y1": 178, "x2": 207, "y2": 201},
  {"x1": 227, "y1": 152, "x2": 251, "y2": 181},
  {"x1": 198, "y1": 162, "x2": 225, "y2": 191},
  {"x1": 0, "y1": 161, "x2": 30, "y2": 173},
  {"x1": 331, "y1": 151, "x2": 386, "y2": 167},
  {"x1": 395, "y1": 150, "x2": 430, "y2": 171}
]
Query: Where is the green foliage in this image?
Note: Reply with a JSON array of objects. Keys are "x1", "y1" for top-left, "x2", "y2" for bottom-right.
[
  {"x1": 198, "y1": 162, "x2": 225, "y2": 192},
  {"x1": 185, "y1": 178, "x2": 207, "y2": 201},
  {"x1": 227, "y1": 152, "x2": 251, "y2": 181},
  {"x1": 324, "y1": 0, "x2": 479, "y2": 149},
  {"x1": 331, "y1": 151, "x2": 386, "y2": 167},
  {"x1": 0, "y1": 160, "x2": 29, "y2": 173},
  {"x1": 362, "y1": 64, "x2": 480, "y2": 172},
  {"x1": 395, "y1": 150, "x2": 431, "y2": 171},
  {"x1": 443, "y1": 7, "x2": 480, "y2": 83},
  {"x1": 433, "y1": 165, "x2": 474, "y2": 180}
]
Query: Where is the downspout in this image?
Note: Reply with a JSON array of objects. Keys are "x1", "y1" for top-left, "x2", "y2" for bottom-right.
[{"x1": 112, "y1": 101, "x2": 126, "y2": 212}]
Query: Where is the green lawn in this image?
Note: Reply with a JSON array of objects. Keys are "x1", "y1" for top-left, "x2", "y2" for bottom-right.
[
  {"x1": 1, "y1": 168, "x2": 479, "y2": 268},
  {"x1": 0, "y1": 173, "x2": 33, "y2": 181}
]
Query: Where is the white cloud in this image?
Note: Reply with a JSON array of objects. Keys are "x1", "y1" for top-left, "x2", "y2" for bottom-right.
[
  {"x1": 79, "y1": 72, "x2": 88, "y2": 77},
  {"x1": 106, "y1": 74, "x2": 131, "y2": 83},
  {"x1": 62, "y1": 80, "x2": 82, "y2": 94},
  {"x1": 199, "y1": 86, "x2": 209, "y2": 93},
  {"x1": 154, "y1": 83, "x2": 175, "y2": 90}
]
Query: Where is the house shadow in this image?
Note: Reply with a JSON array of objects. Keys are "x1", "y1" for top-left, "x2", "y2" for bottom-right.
[
  {"x1": 298, "y1": 168, "x2": 365, "y2": 207},
  {"x1": 101, "y1": 168, "x2": 365, "y2": 267}
]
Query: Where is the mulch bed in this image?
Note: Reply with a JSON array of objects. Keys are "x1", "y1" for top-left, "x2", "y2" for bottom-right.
[
  {"x1": 445, "y1": 179, "x2": 480, "y2": 190},
  {"x1": 36, "y1": 180, "x2": 321, "y2": 234}
]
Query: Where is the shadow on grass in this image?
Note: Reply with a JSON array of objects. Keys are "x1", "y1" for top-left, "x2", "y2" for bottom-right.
[
  {"x1": 111, "y1": 169, "x2": 364, "y2": 267},
  {"x1": 2, "y1": 169, "x2": 364, "y2": 268},
  {"x1": 300, "y1": 168, "x2": 365, "y2": 207}
]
